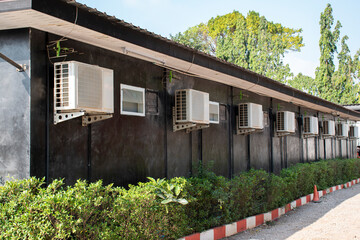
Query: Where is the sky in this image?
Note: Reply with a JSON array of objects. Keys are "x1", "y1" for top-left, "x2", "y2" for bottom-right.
[{"x1": 77, "y1": 0, "x2": 360, "y2": 78}]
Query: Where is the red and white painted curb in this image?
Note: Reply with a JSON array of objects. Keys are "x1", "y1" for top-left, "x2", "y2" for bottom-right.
[{"x1": 179, "y1": 178, "x2": 360, "y2": 240}]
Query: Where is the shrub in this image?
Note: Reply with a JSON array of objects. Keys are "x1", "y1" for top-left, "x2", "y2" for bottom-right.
[
  {"x1": 1, "y1": 158, "x2": 360, "y2": 239},
  {"x1": 184, "y1": 170, "x2": 230, "y2": 232},
  {"x1": 0, "y1": 178, "x2": 189, "y2": 240}
]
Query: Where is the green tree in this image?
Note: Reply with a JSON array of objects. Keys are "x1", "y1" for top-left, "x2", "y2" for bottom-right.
[
  {"x1": 171, "y1": 24, "x2": 213, "y2": 54},
  {"x1": 315, "y1": 3, "x2": 341, "y2": 102},
  {"x1": 353, "y1": 50, "x2": 360, "y2": 80},
  {"x1": 288, "y1": 73, "x2": 317, "y2": 95},
  {"x1": 315, "y1": 3, "x2": 360, "y2": 104},
  {"x1": 332, "y1": 36, "x2": 360, "y2": 104},
  {"x1": 171, "y1": 10, "x2": 303, "y2": 82}
]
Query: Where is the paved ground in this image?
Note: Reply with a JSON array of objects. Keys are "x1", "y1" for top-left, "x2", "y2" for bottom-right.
[{"x1": 224, "y1": 183, "x2": 360, "y2": 240}]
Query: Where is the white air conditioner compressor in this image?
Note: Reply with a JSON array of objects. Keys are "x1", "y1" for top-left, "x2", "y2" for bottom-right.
[
  {"x1": 336, "y1": 123, "x2": 349, "y2": 138},
  {"x1": 349, "y1": 126, "x2": 359, "y2": 139},
  {"x1": 174, "y1": 89, "x2": 209, "y2": 124},
  {"x1": 54, "y1": 61, "x2": 114, "y2": 125},
  {"x1": 238, "y1": 103, "x2": 264, "y2": 130},
  {"x1": 303, "y1": 116, "x2": 319, "y2": 136},
  {"x1": 276, "y1": 111, "x2": 295, "y2": 134},
  {"x1": 322, "y1": 120, "x2": 335, "y2": 137}
]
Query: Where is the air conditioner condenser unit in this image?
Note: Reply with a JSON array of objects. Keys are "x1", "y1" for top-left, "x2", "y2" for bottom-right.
[
  {"x1": 322, "y1": 120, "x2": 335, "y2": 137},
  {"x1": 336, "y1": 123, "x2": 349, "y2": 138},
  {"x1": 303, "y1": 116, "x2": 319, "y2": 135},
  {"x1": 276, "y1": 111, "x2": 295, "y2": 134},
  {"x1": 175, "y1": 89, "x2": 209, "y2": 124},
  {"x1": 54, "y1": 61, "x2": 114, "y2": 114},
  {"x1": 349, "y1": 126, "x2": 359, "y2": 139},
  {"x1": 238, "y1": 103, "x2": 264, "y2": 130}
]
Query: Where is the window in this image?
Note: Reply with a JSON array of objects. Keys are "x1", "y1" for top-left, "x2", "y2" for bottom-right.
[
  {"x1": 120, "y1": 84, "x2": 145, "y2": 116},
  {"x1": 209, "y1": 101, "x2": 219, "y2": 124}
]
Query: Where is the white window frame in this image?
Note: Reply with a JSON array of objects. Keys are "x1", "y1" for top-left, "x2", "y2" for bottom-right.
[
  {"x1": 120, "y1": 84, "x2": 145, "y2": 117},
  {"x1": 209, "y1": 101, "x2": 220, "y2": 124}
]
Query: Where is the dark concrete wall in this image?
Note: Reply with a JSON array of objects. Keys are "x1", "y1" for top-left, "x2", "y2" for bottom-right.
[
  {"x1": 319, "y1": 138, "x2": 325, "y2": 159},
  {"x1": 327, "y1": 139, "x2": 332, "y2": 158},
  {"x1": 232, "y1": 89, "x2": 273, "y2": 173},
  {"x1": 165, "y1": 72, "x2": 232, "y2": 178},
  {"x1": 341, "y1": 140, "x2": 347, "y2": 158},
  {"x1": 30, "y1": 31, "x2": 168, "y2": 186},
  {"x1": 197, "y1": 80, "x2": 230, "y2": 177},
  {"x1": 1, "y1": 28, "x2": 358, "y2": 187},
  {"x1": 307, "y1": 138, "x2": 316, "y2": 161},
  {"x1": 336, "y1": 140, "x2": 341, "y2": 158},
  {"x1": 30, "y1": 29, "x2": 47, "y2": 181},
  {"x1": 351, "y1": 140, "x2": 357, "y2": 158},
  {"x1": 299, "y1": 109, "x2": 318, "y2": 162},
  {"x1": 0, "y1": 29, "x2": 31, "y2": 185}
]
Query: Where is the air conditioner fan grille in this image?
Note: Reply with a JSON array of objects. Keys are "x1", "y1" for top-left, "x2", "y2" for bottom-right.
[
  {"x1": 323, "y1": 121, "x2": 329, "y2": 134},
  {"x1": 337, "y1": 124, "x2": 343, "y2": 136},
  {"x1": 277, "y1": 112, "x2": 285, "y2": 131},
  {"x1": 239, "y1": 104, "x2": 248, "y2": 127},
  {"x1": 175, "y1": 90, "x2": 187, "y2": 121},
  {"x1": 349, "y1": 126, "x2": 355, "y2": 137},
  {"x1": 54, "y1": 64, "x2": 70, "y2": 108},
  {"x1": 304, "y1": 117, "x2": 310, "y2": 133}
]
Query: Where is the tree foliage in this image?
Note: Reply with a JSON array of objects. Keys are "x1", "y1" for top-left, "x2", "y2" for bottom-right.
[
  {"x1": 171, "y1": 10, "x2": 303, "y2": 83},
  {"x1": 332, "y1": 36, "x2": 360, "y2": 104},
  {"x1": 288, "y1": 73, "x2": 316, "y2": 95},
  {"x1": 171, "y1": 6, "x2": 360, "y2": 104},
  {"x1": 315, "y1": 3, "x2": 341, "y2": 102},
  {"x1": 314, "y1": 4, "x2": 360, "y2": 104}
]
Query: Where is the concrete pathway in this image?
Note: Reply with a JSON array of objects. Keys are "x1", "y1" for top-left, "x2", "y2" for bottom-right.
[{"x1": 225, "y1": 183, "x2": 360, "y2": 240}]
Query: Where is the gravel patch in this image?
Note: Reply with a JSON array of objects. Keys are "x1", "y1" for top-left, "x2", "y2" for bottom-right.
[{"x1": 224, "y1": 183, "x2": 360, "y2": 240}]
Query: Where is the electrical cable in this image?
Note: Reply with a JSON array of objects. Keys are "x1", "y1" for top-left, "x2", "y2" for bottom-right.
[{"x1": 46, "y1": 6, "x2": 78, "y2": 64}]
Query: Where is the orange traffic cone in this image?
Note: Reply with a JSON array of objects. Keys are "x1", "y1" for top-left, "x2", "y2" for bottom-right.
[{"x1": 313, "y1": 185, "x2": 320, "y2": 203}]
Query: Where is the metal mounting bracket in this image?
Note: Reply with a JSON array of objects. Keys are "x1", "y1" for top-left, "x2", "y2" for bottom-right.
[
  {"x1": 275, "y1": 132, "x2": 292, "y2": 137},
  {"x1": 172, "y1": 107, "x2": 209, "y2": 133},
  {"x1": 82, "y1": 114, "x2": 113, "y2": 126},
  {"x1": 303, "y1": 134, "x2": 318, "y2": 139},
  {"x1": 235, "y1": 116, "x2": 263, "y2": 135},
  {"x1": 54, "y1": 111, "x2": 85, "y2": 125},
  {"x1": 321, "y1": 135, "x2": 334, "y2": 139},
  {"x1": 185, "y1": 124, "x2": 209, "y2": 133},
  {"x1": 172, "y1": 107, "x2": 196, "y2": 132},
  {"x1": 0, "y1": 52, "x2": 26, "y2": 72},
  {"x1": 336, "y1": 136, "x2": 347, "y2": 140},
  {"x1": 173, "y1": 122, "x2": 197, "y2": 132},
  {"x1": 237, "y1": 128, "x2": 256, "y2": 135}
]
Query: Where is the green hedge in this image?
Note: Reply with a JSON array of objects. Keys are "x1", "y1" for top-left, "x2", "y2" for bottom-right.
[{"x1": 1, "y1": 159, "x2": 360, "y2": 239}]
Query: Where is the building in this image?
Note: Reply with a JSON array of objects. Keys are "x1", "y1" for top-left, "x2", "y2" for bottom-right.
[
  {"x1": 344, "y1": 105, "x2": 360, "y2": 146},
  {"x1": 1, "y1": 0, "x2": 360, "y2": 186}
]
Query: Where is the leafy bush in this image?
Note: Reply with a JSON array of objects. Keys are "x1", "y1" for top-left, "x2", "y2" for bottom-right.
[
  {"x1": 0, "y1": 178, "x2": 189, "y2": 239},
  {"x1": 1, "y1": 158, "x2": 360, "y2": 239},
  {"x1": 184, "y1": 169, "x2": 230, "y2": 232}
]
